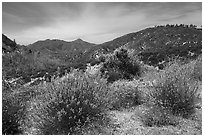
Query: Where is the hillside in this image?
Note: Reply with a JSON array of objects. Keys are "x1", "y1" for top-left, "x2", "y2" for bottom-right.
[
  {"x1": 2, "y1": 34, "x2": 18, "y2": 53},
  {"x1": 27, "y1": 38, "x2": 95, "y2": 64},
  {"x1": 2, "y1": 24, "x2": 202, "y2": 87},
  {"x1": 2, "y1": 37, "x2": 96, "y2": 87},
  {"x1": 84, "y1": 25, "x2": 202, "y2": 68},
  {"x1": 2, "y1": 24, "x2": 202, "y2": 135},
  {"x1": 28, "y1": 38, "x2": 95, "y2": 52}
]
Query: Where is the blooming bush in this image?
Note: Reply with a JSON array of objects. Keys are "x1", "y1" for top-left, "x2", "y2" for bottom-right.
[
  {"x1": 108, "y1": 80, "x2": 143, "y2": 110},
  {"x1": 148, "y1": 60, "x2": 198, "y2": 118},
  {"x1": 141, "y1": 60, "x2": 199, "y2": 127},
  {"x1": 20, "y1": 70, "x2": 111, "y2": 135}
]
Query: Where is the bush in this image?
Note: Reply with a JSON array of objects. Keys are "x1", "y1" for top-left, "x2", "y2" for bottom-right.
[
  {"x1": 2, "y1": 51, "x2": 35, "y2": 79},
  {"x1": 140, "y1": 106, "x2": 178, "y2": 127},
  {"x1": 193, "y1": 55, "x2": 202, "y2": 81},
  {"x1": 101, "y1": 48, "x2": 141, "y2": 82},
  {"x1": 2, "y1": 97, "x2": 23, "y2": 135},
  {"x1": 148, "y1": 60, "x2": 198, "y2": 118},
  {"x1": 2, "y1": 87, "x2": 38, "y2": 135},
  {"x1": 19, "y1": 70, "x2": 111, "y2": 135},
  {"x1": 108, "y1": 80, "x2": 143, "y2": 110}
]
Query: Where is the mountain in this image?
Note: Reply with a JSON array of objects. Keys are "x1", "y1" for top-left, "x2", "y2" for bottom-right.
[
  {"x1": 84, "y1": 25, "x2": 202, "y2": 68},
  {"x1": 28, "y1": 38, "x2": 95, "y2": 53},
  {"x1": 2, "y1": 36, "x2": 96, "y2": 87},
  {"x1": 2, "y1": 24, "x2": 202, "y2": 87},
  {"x1": 2, "y1": 34, "x2": 18, "y2": 53},
  {"x1": 26, "y1": 38, "x2": 96, "y2": 65}
]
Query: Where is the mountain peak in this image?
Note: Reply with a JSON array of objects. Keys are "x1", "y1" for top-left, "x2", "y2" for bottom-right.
[{"x1": 73, "y1": 38, "x2": 84, "y2": 42}]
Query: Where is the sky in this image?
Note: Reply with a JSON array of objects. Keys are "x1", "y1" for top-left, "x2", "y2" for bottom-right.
[{"x1": 2, "y1": 2, "x2": 202, "y2": 45}]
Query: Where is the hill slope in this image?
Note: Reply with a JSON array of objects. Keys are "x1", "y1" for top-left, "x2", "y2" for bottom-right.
[
  {"x1": 2, "y1": 34, "x2": 18, "y2": 53},
  {"x1": 2, "y1": 36, "x2": 96, "y2": 87},
  {"x1": 84, "y1": 25, "x2": 202, "y2": 68},
  {"x1": 28, "y1": 38, "x2": 95, "y2": 52},
  {"x1": 27, "y1": 38, "x2": 95, "y2": 64},
  {"x1": 2, "y1": 24, "x2": 202, "y2": 86}
]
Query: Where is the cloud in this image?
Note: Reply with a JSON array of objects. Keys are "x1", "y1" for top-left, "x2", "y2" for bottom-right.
[{"x1": 2, "y1": 2, "x2": 202, "y2": 45}]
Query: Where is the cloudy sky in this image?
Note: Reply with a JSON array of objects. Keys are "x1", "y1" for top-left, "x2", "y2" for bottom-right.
[{"x1": 2, "y1": 2, "x2": 202, "y2": 45}]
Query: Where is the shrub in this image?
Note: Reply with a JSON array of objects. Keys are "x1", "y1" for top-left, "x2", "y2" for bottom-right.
[
  {"x1": 101, "y1": 48, "x2": 142, "y2": 82},
  {"x1": 148, "y1": 60, "x2": 198, "y2": 118},
  {"x1": 2, "y1": 87, "x2": 38, "y2": 135},
  {"x1": 108, "y1": 80, "x2": 143, "y2": 110},
  {"x1": 193, "y1": 55, "x2": 202, "y2": 81},
  {"x1": 140, "y1": 105, "x2": 178, "y2": 127},
  {"x1": 2, "y1": 51, "x2": 35, "y2": 79},
  {"x1": 2, "y1": 96, "x2": 23, "y2": 135},
  {"x1": 20, "y1": 70, "x2": 111, "y2": 135}
]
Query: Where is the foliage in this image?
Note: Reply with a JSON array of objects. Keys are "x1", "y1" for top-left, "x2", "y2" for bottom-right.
[
  {"x1": 108, "y1": 80, "x2": 143, "y2": 110},
  {"x1": 86, "y1": 24, "x2": 201, "y2": 68},
  {"x1": 147, "y1": 60, "x2": 198, "y2": 118},
  {"x1": 2, "y1": 25, "x2": 202, "y2": 135},
  {"x1": 2, "y1": 87, "x2": 38, "y2": 135},
  {"x1": 2, "y1": 52, "x2": 33, "y2": 79},
  {"x1": 2, "y1": 96, "x2": 23, "y2": 135},
  {"x1": 140, "y1": 60, "x2": 199, "y2": 128},
  {"x1": 101, "y1": 48, "x2": 142, "y2": 82},
  {"x1": 193, "y1": 55, "x2": 202, "y2": 81},
  {"x1": 19, "y1": 70, "x2": 111, "y2": 135},
  {"x1": 140, "y1": 106, "x2": 178, "y2": 127}
]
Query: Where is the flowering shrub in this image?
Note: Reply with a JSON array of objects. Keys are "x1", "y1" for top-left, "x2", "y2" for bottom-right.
[
  {"x1": 20, "y1": 70, "x2": 111, "y2": 134},
  {"x1": 141, "y1": 60, "x2": 199, "y2": 127},
  {"x1": 108, "y1": 80, "x2": 143, "y2": 110},
  {"x1": 148, "y1": 60, "x2": 198, "y2": 118}
]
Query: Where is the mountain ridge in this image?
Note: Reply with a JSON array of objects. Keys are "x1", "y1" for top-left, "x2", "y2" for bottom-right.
[
  {"x1": 2, "y1": 24, "x2": 202, "y2": 86},
  {"x1": 83, "y1": 25, "x2": 201, "y2": 68}
]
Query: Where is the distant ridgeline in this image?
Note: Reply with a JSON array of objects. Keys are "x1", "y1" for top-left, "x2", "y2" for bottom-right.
[
  {"x1": 84, "y1": 24, "x2": 202, "y2": 69},
  {"x1": 2, "y1": 24, "x2": 202, "y2": 86}
]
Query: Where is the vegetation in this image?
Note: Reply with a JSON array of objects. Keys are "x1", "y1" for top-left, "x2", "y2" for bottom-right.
[
  {"x1": 2, "y1": 56, "x2": 202, "y2": 135},
  {"x1": 101, "y1": 48, "x2": 142, "y2": 82},
  {"x1": 85, "y1": 24, "x2": 201, "y2": 68},
  {"x1": 141, "y1": 59, "x2": 199, "y2": 127},
  {"x1": 108, "y1": 80, "x2": 143, "y2": 110},
  {"x1": 2, "y1": 24, "x2": 202, "y2": 135},
  {"x1": 2, "y1": 86, "x2": 39, "y2": 134},
  {"x1": 18, "y1": 71, "x2": 111, "y2": 135},
  {"x1": 193, "y1": 55, "x2": 202, "y2": 81},
  {"x1": 140, "y1": 105, "x2": 177, "y2": 127}
]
